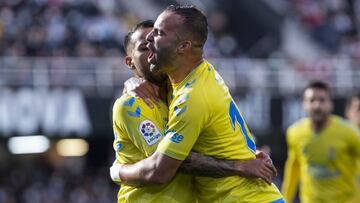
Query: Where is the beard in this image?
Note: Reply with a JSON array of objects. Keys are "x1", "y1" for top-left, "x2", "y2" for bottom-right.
[
  {"x1": 309, "y1": 110, "x2": 329, "y2": 124},
  {"x1": 150, "y1": 45, "x2": 177, "y2": 74},
  {"x1": 144, "y1": 72, "x2": 167, "y2": 86}
]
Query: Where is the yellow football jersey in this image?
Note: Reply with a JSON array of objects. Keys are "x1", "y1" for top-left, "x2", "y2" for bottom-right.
[
  {"x1": 347, "y1": 163, "x2": 360, "y2": 203},
  {"x1": 282, "y1": 116, "x2": 360, "y2": 203},
  {"x1": 347, "y1": 126, "x2": 360, "y2": 203},
  {"x1": 112, "y1": 95, "x2": 195, "y2": 203},
  {"x1": 157, "y1": 60, "x2": 284, "y2": 203}
]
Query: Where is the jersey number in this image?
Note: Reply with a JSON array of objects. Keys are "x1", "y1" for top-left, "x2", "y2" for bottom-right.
[{"x1": 229, "y1": 100, "x2": 256, "y2": 153}]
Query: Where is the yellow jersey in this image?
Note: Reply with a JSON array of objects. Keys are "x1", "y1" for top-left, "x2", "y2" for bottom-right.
[
  {"x1": 112, "y1": 95, "x2": 195, "y2": 203},
  {"x1": 347, "y1": 164, "x2": 360, "y2": 203},
  {"x1": 282, "y1": 115, "x2": 360, "y2": 203},
  {"x1": 157, "y1": 60, "x2": 284, "y2": 203},
  {"x1": 347, "y1": 126, "x2": 360, "y2": 203}
]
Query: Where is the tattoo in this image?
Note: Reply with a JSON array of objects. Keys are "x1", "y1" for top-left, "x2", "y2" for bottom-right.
[{"x1": 179, "y1": 152, "x2": 238, "y2": 177}]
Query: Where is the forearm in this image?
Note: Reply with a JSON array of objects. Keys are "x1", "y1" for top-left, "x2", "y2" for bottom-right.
[
  {"x1": 117, "y1": 158, "x2": 159, "y2": 186},
  {"x1": 179, "y1": 152, "x2": 239, "y2": 177},
  {"x1": 179, "y1": 151, "x2": 277, "y2": 185},
  {"x1": 115, "y1": 151, "x2": 182, "y2": 187}
]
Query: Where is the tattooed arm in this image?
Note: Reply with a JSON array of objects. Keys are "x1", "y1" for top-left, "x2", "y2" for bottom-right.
[
  {"x1": 110, "y1": 150, "x2": 277, "y2": 186},
  {"x1": 179, "y1": 151, "x2": 277, "y2": 184}
]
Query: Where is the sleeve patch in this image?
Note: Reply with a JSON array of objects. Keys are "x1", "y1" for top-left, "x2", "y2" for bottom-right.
[
  {"x1": 166, "y1": 129, "x2": 184, "y2": 144},
  {"x1": 139, "y1": 120, "x2": 162, "y2": 146}
]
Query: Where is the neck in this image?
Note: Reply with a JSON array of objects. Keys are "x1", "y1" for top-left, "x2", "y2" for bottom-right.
[
  {"x1": 158, "y1": 85, "x2": 168, "y2": 103},
  {"x1": 168, "y1": 58, "x2": 203, "y2": 84},
  {"x1": 311, "y1": 117, "x2": 330, "y2": 133}
]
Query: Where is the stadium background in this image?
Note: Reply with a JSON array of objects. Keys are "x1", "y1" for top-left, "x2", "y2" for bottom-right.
[{"x1": 0, "y1": 0, "x2": 359, "y2": 202}]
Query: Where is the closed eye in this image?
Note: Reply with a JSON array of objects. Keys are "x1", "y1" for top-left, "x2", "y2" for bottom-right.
[{"x1": 154, "y1": 28, "x2": 164, "y2": 36}]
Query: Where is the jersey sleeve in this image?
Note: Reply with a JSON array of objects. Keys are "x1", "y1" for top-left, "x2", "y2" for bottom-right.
[
  {"x1": 282, "y1": 127, "x2": 300, "y2": 203},
  {"x1": 157, "y1": 93, "x2": 208, "y2": 160},
  {"x1": 112, "y1": 98, "x2": 148, "y2": 164}
]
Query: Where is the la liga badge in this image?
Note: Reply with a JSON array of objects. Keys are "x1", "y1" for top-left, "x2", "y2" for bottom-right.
[{"x1": 139, "y1": 120, "x2": 162, "y2": 146}]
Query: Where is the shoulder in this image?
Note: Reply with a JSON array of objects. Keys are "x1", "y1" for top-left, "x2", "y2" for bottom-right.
[
  {"x1": 113, "y1": 95, "x2": 138, "y2": 115},
  {"x1": 286, "y1": 118, "x2": 309, "y2": 141},
  {"x1": 332, "y1": 115, "x2": 360, "y2": 137},
  {"x1": 200, "y1": 61, "x2": 231, "y2": 105},
  {"x1": 113, "y1": 94, "x2": 160, "y2": 121},
  {"x1": 287, "y1": 118, "x2": 309, "y2": 132}
]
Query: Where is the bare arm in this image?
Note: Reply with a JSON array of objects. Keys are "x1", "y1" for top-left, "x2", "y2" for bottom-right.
[
  {"x1": 116, "y1": 151, "x2": 182, "y2": 187},
  {"x1": 111, "y1": 150, "x2": 277, "y2": 187},
  {"x1": 179, "y1": 151, "x2": 277, "y2": 184}
]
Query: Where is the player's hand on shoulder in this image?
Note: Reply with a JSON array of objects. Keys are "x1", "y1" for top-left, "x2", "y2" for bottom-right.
[{"x1": 123, "y1": 77, "x2": 160, "y2": 108}]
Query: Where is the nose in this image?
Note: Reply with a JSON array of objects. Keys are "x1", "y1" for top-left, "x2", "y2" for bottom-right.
[
  {"x1": 312, "y1": 100, "x2": 322, "y2": 109},
  {"x1": 146, "y1": 30, "x2": 154, "y2": 43}
]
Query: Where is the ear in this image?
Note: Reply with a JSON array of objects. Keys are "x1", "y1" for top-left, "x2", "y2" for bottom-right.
[
  {"x1": 177, "y1": 40, "x2": 192, "y2": 54},
  {"x1": 303, "y1": 99, "x2": 307, "y2": 111},
  {"x1": 124, "y1": 56, "x2": 135, "y2": 70}
]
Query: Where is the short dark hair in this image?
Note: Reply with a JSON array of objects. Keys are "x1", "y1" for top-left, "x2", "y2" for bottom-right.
[
  {"x1": 304, "y1": 80, "x2": 331, "y2": 95},
  {"x1": 124, "y1": 20, "x2": 154, "y2": 54},
  {"x1": 165, "y1": 5, "x2": 208, "y2": 48},
  {"x1": 346, "y1": 92, "x2": 360, "y2": 107}
]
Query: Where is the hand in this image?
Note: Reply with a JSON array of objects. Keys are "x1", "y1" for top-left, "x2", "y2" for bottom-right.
[
  {"x1": 110, "y1": 162, "x2": 122, "y2": 185},
  {"x1": 256, "y1": 150, "x2": 271, "y2": 161},
  {"x1": 235, "y1": 158, "x2": 277, "y2": 185},
  {"x1": 256, "y1": 150, "x2": 277, "y2": 176},
  {"x1": 123, "y1": 77, "x2": 160, "y2": 108}
]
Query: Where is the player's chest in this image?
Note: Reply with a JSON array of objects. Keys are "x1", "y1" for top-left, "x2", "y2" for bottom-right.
[{"x1": 297, "y1": 133, "x2": 348, "y2": 163}]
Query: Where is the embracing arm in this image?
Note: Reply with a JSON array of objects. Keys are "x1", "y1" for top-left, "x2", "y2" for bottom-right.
[
  {"x1": 180, "y1": 150, "x2": 277, "y2": 184},
  {"x1": 111, "y1": 150, "x2": 277, "y2": 187},
  {"x1": 115, "y1": 150, "x2": 182, "y2": 187}
]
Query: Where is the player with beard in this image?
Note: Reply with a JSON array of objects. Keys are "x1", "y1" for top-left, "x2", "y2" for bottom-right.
[
  {"x1": 112, "y1": 5, "x2": 284, "y2": 203},
  {"x1": 111, "y1": 20, "x2": 278, "y2": 202},
  {"x1": 282, "y1": 81, "x2": 360, "y2": 203}
]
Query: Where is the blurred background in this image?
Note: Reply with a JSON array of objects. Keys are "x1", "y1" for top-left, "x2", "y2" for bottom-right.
[{"x1": 0, "y1": 0, "x2": 359, "y2": 202}]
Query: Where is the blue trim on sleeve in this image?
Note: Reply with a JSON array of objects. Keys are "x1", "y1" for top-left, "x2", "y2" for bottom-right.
[{"x1": 270, "y1": 198, "x2": 285, "y2": 203}]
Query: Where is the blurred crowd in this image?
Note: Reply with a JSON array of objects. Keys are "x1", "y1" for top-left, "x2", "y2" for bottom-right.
[
  {"x1": 0, "y1": 0, "x2": 231, "y2": 58},
  {"x1": 0, "y1": 0, "x2": 359, "y2": 95},
  {"x1": 0, "y1": 0, "x2": 132, "y2": 57},
  {"x1": 2, "y1": 0, "x2": 360, "y2": 58},
  {"x1": 0, "y1": 163, "x2": 117, "y2": 203},
  {"x1": 292, "y1": 0, "x2": 360, "y2": 57}
]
